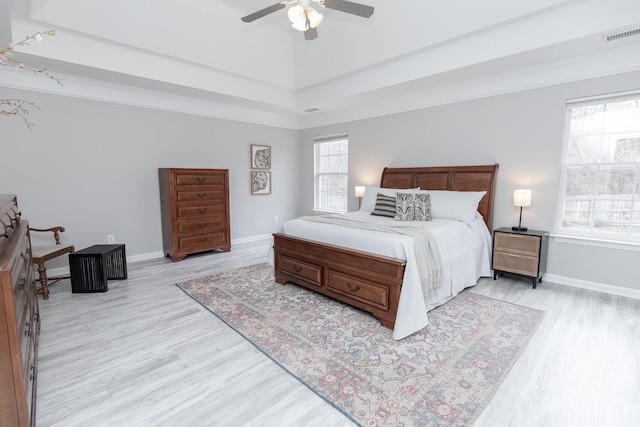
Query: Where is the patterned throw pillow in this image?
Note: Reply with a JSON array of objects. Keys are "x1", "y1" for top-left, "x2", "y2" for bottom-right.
[
  {"x1": 395, "y1": 192, "x2": 432, "y2": 221},
  {"x1": 371, "y1": 193, "x2": 397, "y2": 218},
  {"x1": 394, "y1": 193, "x2": 415, "y2": 221},
  {"x1": 413, "y1": 193, "x2": 432, "y2": 221}
]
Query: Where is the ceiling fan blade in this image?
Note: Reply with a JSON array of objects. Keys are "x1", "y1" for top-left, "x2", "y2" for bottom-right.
[
  {"x1": 304, "y1": 27, "x2": 318, "y2": 40},
  {"x1": 241, "y1": 2, "x2": 287, "y2": 23},
  {"x1": 322, "y1": 0, "x2": 374, "y2": 18}
]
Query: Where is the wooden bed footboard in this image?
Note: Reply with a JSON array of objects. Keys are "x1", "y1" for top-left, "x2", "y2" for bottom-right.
[{"x1": 273, "y1": 233, "x2": 406, "y2": 329}]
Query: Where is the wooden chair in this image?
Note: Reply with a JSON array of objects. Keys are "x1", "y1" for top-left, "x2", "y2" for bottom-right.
[{"x1": 29, "y1": 226, "x2": 75, "y2": 299}]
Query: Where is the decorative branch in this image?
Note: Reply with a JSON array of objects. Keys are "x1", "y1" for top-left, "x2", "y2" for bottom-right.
[
  {"x1": 1, "y1": 30, "x2": 61, "y2": 130},
  {"x1": 1, "y1": 99, "x2": 41, "y2": 131}
]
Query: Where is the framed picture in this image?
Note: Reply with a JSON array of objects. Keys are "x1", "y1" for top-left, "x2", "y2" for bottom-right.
[
  {"x1": 250, "y1": 144, "x2": 271, "y2": 169},
  {"x1": 251, "y1": 171, "x2": 271, "y2": 195}
]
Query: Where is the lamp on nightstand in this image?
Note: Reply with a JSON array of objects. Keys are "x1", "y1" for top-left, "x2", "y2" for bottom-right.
[
  {"x1": 512, "y1": 189, "x2": 532, "y2": 232},
  {"x1": 355, "y1": 186, "x2": 365, "y2": 209}
]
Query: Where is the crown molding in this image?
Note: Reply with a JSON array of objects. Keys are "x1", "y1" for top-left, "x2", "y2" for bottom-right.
[{"x1": 2, "y1": 38, "x2": 639, "y2": 130}]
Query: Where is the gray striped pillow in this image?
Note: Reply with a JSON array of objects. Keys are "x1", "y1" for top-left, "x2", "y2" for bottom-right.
[{"x1": 370, "y1": 193, "x2": 396, "y2": 217}]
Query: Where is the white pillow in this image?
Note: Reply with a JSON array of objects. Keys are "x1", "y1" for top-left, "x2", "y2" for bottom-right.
[{"x1": 418, "y1": 190, "x2": 486, "y2": 223}]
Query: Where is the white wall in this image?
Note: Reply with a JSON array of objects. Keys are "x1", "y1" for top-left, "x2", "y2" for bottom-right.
[
  {"x1": 300, "y1": 70, "x2": 640, "y2": 293},
  {"x1": 0, "y1": 88, "x2": 302, "y2": 265}
]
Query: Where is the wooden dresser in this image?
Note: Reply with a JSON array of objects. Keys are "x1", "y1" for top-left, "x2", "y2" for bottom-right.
[
  {"x1": 0, "y1": 195, "x2": 39, "y2": 427},
  {"x1": 159, "y1": 168, "x2": 231, "y2": 261}
]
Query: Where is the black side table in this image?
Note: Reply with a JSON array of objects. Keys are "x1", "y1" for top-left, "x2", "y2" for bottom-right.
[
  {"x1": 492, "y1": 227, "x2": 549, "y2": 288},
  {"x1": 69, "y1": 244, "x2": 127, "y2": 293}
]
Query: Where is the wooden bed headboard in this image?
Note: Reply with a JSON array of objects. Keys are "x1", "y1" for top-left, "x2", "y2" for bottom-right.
[{"x1": 380, "y1": 164, "x2": 499, "y2": 230}]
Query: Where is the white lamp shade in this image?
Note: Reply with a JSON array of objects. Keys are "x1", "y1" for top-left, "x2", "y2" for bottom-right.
[
  {"x1": 355, "y1": 186, "x2": 365, "y2": 198},
  {"x1": 513, "y1": 189, "x2": 532, "y2": 207},
  {"x1": 306, "y1": 7, "x2": 323, "y2": 28},
  {"x1": 288, "y1": 5, "x2": 306, "y2": 31},
  {"x1": 288, "y1": 5, "x2": 323, "y2": 32}
]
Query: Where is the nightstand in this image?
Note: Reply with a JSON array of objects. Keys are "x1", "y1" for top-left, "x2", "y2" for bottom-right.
[{"x1": 492, "y1": 227, "x2": 549, "y2": 288}]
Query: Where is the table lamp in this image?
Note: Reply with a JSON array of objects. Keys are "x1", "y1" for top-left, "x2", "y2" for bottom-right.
[
  {"x1": 355, "y1": 186, "x2": 365, "y2": 209},
  {"x1": 512, "y1": 189, "x2": 531, "y2": 232}
]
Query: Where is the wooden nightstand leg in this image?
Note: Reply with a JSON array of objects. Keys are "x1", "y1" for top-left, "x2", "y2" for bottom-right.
[{"x1": 531, "y1": 277, "x2": 537, "y2": 289}]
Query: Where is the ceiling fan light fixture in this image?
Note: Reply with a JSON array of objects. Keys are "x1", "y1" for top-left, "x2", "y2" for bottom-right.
[
  {"x1": 242, "y1": 0, "x2": 374, "y2": 40},
  {"x1": 288, "y1": 4, "x2": 307, "y2": 30},
  {"x1": 307, "y1": 7, "x2": 323, "y2": 28},
  {"x1": 288, "y1": 3, "x2": 323, "y2": 32}
]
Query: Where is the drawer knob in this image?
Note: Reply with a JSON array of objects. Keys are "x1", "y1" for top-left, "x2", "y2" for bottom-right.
[
  {"x1": 196, "y1": 177, "x2": 207, "y2": 183},
  {"x1": 293, "y1": 266, "x2": 302, "y2": 273},
  {"x1": 24, "y1": 321, "x2": 30, "y2": 336},
  {"x1": 199, "y1": 237, "x2": 208, "y2": 242},
  {"x1": 347, "y1": 282, "x2": 360, "y2": 293},
  {"x1": 18, "y1": 276, "x2": 26, "y2": 290},
  {"x1": 198, "y1": 208, "x2": 207, "y2": 213},
  {"x1": 197, "y1": 193, "x2": 207, "y2": 198},
  {"x1": 198, "y1": 223, "x2": 208, "y2": 228}
]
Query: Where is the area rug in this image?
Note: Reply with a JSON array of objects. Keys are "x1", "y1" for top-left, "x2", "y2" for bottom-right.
[{"x1": 176, "y1": 263, "x2": 543, "y2": 426}]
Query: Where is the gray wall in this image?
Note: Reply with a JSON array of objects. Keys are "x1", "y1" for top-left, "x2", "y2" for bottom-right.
[
  {"x1": 1, "y1": 88, "x2": 302, "y2": 263},
  {"x1": 2, "y1": 71, "x2": 638, "y2": 292},
  {"x1": 301, "y1": 70, "x2": 640, "y2": 292}
]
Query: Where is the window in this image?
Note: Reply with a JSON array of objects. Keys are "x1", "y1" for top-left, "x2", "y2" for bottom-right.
[
  {"x1": 556, "y1": 92, "x2": 640, "y2": 243},
  {"x1": 314, "y1": 134, "x2": 348, "y2": 212}
]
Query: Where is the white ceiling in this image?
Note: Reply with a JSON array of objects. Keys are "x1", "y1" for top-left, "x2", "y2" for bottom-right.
[{"x1": 2, "y1": 0, "x2": 640, "y2": 129}]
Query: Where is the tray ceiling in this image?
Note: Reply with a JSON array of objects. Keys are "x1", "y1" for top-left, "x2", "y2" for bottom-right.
[{"x1": 2, "y1": 0, "x2": 640, "y2": 128}]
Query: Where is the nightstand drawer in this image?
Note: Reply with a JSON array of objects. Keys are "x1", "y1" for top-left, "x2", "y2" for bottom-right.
[
  {"x1": 494, "y1": 232, "x2": 540, "y2": 256},
  {"x1": 493, "y1": 251, "x2": 538, "y2": 277}
]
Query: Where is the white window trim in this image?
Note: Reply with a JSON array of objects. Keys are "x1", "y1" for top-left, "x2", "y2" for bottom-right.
[
  {"x1": 551, "y1": 233, "x2": 640, "y2": 252},
  {"x1": 553, "y1": 90, "x2": 640, "y2": 246},
  {"x1": 313, "y1": 133, "x2": 349, "y2": 214}
]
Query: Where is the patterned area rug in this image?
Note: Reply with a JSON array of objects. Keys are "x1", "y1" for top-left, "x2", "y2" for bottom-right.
[{"x1": 176, "y1": 263, "x2": 543, "y2": 426}]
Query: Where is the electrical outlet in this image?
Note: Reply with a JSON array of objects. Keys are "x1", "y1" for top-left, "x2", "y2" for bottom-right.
[
  {"x1": 107, "y1": 234, "x2": 115, "y2": 244},
  {"x1": 274, "y1": 216, "x2": 279, "y2": 223}
]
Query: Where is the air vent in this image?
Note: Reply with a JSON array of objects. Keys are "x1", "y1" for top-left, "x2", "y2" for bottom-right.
[
  {"x1": 603, "y1": 27, "x2": 640, "y2": 42},
  {"x1": 303, "y1": 107, "x2": 320, "y2": 113}
]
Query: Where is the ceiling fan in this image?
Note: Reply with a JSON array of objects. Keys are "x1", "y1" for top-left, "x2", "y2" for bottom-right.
[{"x1": 241, "y1": 0, "x2": 374, "y2": 41}]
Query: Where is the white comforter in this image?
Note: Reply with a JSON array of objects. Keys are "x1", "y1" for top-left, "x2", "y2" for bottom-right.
[{"x1": 268, "y1": 211, "x2": 493, "y2": 340}]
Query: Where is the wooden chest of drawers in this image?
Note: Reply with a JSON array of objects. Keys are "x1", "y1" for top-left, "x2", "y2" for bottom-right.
[
  {"x1": 0, "y1": 195, "x2": 39, "y2": 427},
  {"x1": 159, "y1": 168, "x2": 231, "y2": 261},
  {"x1": 492, "y1": 227, "x2": 549, "y2": 288}
]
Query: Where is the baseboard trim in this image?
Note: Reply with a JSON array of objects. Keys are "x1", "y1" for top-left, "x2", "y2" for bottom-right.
[
  {"x1": 543, "y1": 273, "x2": 640, "y2": 300},
  {"x1": 233, "y1": 234, "x2": 273, "y2": 244},
  {"x1": 40, "y1": 235, "x2": 274, "y2": 279}
]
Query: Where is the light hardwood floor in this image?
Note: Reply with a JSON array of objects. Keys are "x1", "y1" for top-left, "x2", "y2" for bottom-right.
[{"x1": 36, "y1": 239, "x2": 640, "y2": 427}]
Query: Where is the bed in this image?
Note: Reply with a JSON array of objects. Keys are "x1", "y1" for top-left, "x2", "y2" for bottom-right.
[{"x1": 271, "y1": 164, "x2": 499, "y2": 339}]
